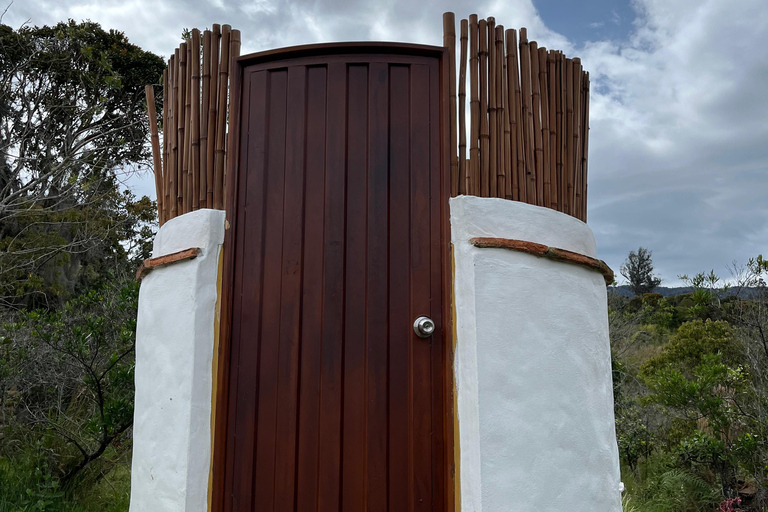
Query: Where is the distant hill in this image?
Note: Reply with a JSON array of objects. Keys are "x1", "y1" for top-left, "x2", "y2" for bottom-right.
[{"x1": 609, "y1": 285, "x2": 763, "y2": 299}]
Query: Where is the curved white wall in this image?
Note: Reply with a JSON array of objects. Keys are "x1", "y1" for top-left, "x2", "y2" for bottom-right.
[
  {"x1": 451, "y1": 196, "x2": 621, "y2": 512},
  {"x1": 130, "y1": 209, "x2": 225, "y2": 512}
]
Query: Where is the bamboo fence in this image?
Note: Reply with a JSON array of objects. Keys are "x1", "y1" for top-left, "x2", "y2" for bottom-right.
[
  {"x1": 146, "y1": 17, "x2": 589, "y2": 224},
  {"x1": 146, "y1": 25, "x2": 241, "y2": 225},
  {"x1": 444, "y1": 12, "x2": 591, "y2": 222}
]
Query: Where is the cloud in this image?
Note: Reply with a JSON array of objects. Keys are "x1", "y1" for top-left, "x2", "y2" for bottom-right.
[
  {"x1": 581, "y1": 0, "x2": 768, "y2": 282},
  {"x1": 5, "y1": 0, "x2": 767, "y2": 284}
]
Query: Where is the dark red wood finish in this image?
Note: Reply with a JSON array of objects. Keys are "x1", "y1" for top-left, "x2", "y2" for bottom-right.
[{"x1": 214, "y1": 43, "x2": 451, "y2": 512}]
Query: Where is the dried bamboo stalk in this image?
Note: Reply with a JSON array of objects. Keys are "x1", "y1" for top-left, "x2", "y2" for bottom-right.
[
  {"x1": 519, "y1": 30, "x2": 536, "y2": 203},
  {"x1": 479, "y1": 19, "x2": 489, "y2": 197},
  {"x1": 191, "y1": 29, "x2": 201, "y2": 211},
  {"x1": 206, "y1": 24, "x2": 220, "y2": 208},
  {"x1": 496, "y1": 26, "x2": 506, "y2": 198},
  {"x1": 213, "y1": 26, "x2": 231, "y2": 209},
  {"x1": 469, "y1": 15, "x2": 480, "y2": 196},
  {"x1": 223, "y1": 29, "x2": 241, "y2": 209},
  {"x1": 183, "y1": 42, "x2": 193, "y2": 214},
  {"x1": 530, "y1": 42, "x2": 544, "y2": 206},
  {"x1": 581, "y1": 72, "x2": 590, "y2": 222},
  {"x1": 487, "y1": 17, "x2": 497, "y2": 198},
  {"x1": 459, "y1": 19, "x2": 468, "y2": 195},
  {"x1": 573, "y1": 59, "x2": 582, "y2": 218},
  {"x1": 162, "y1": 67, "x2": 170, "y2": 223},
  {"x1": 145, "y1": 85, "x2": 164, "y2": 224},
  {"x1": 169, "y1": 53, "x2": 178, "y2": 219},
  {"x1": 559, "y1": 52, "x2": 567, "y2": 212},
  {"x1": 548, "y1": 51, "x2": 558, "y2": 211},
  {"x1": 443, "y1": 12, "x2": 458, "y2": 197},
  {"x1": 177, "y1": 44, "x2": 187, "y2": 215},
  {"x1": 506, "y1": 29, "x2": 521, "y2": 201},
  {"x1": 565, "y1": 57, "x2": 574, "y2": 216},
  {"x1": 538, "y1": 46, "x2": 550, "y2": 208},
  {"x1": 201, "y1": 30, "x2": 211, "y2": 209}
]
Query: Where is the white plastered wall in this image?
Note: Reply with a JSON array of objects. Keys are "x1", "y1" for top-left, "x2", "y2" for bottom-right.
[
  {"x1": 130, "y1": 209, "x2": 225, "y2": 512},
  {"x1": 451, "y1": 196, "x2": 622, "y2": 512}
]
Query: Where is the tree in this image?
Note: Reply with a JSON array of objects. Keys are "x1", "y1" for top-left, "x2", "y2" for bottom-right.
[
  {"x1": 639, "y1": 320, "x2": 749, "y2": 499},
  {"x1": 621, "y1": 247, "x2": 662, "y2": 296},
  {"x1": 0, "y1": 20, "x2": 163, "y2": 308},
  {"x1": 0, "y1": 277, "x2": 138, "y2": 487}
]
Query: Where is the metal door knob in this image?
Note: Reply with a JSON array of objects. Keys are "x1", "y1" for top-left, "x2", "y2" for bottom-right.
[{"x1": 413, "y1": 316, "x2": 435, "y2": 338}]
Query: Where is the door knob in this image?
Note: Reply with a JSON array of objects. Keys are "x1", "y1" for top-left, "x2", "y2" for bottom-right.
[{"x1": 413, "y1": 316, "x2": 435, "y2": 338}]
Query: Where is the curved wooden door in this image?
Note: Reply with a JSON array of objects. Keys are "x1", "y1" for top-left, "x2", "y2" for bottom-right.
[{"x1": 217, "y1": 44, "x2": 450, "y2": 512}]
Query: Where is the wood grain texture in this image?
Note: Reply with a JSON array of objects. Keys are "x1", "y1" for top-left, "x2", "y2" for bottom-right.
[{"x1": 213, "y1": 44, "x2": 450, "y2": 512}]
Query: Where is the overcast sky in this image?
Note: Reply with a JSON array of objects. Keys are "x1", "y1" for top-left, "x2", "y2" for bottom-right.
[{"x1": 6, "y1": 0, "x2": 767, "y2": 285}]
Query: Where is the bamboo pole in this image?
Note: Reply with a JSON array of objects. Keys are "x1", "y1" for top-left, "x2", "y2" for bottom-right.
[
  {"x1": 145, "y1": 85, "x2": 164, "y2": 224},
  {"x1": 191, "y1": 29, "x2": 201, "y2": 211},
  {"x1": 479, "y1": 19, "x2": 489, "y2": 197},
  {"x1": 548, "y1": 51, "x2": 558, "y2": 211},
  {"x1": 183, "y1": 42, "x2": 193, "y2": 214},
  {"x1": 506, "y1": 29, "x2": 521, "y2": 201},
  {"x1": 559, "y1": 52, "x2": 567, "y2": 212},
  {"x1": 538, "y1": 46, "x2": 551, "y2": 208},
  {"x1": 223, "y1": 29, "x2": 241, "y2": 209},
  {"x1": 201, "y1": 30, "x2": 211, "y2": 209},
  {"x1": 206, "y1": 25, "x2": 220, "y2": 208},
  {"x1": 496, "y1": 27, "x2": 507, "y2": 198},
  {"x1": 487, "y1": 17, "x2": 497, "y2": 198},
  {"x1": 177, "y1": 45, "x2": 186, "y2": 215},
  {"x1": 213, "y1": 26, "x2": 231, "y2": 209},
  {"x1": 469, "y1": 15, "x2": 480, "y2": 196},
  {"x1": 459, "y1": 19, "x2": 468, "y2": 195},
  {"x1": 162, "y1": 67, "x2": 170, "y2": 223},
  {"x1": 581, "y1": 72, "x2": 590, "y2": 222},
  {"x1": 443, "y1": 12, "x2": 458, "y2": 197},
  {"x1": 519, "y1": 30, "x2": 536, "y2": 203},
  {"x1": 573, "y1": 59, "x2": 582, "y2": 218},
  {"x1": 565, "y1": 57, "x2": 574, "y2": 216},
  {"x1": 168, "y1": 54, "x2": 177, "y2": 219},
  {"x1": 530, "y1": 42, "x2": 544, "y2": 206},
  {"x1": 504, "y1": 30, "x2": 515, "y2": 200}
]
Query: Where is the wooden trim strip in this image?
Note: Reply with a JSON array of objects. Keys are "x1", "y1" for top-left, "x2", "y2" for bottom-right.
[
  {"x1": 135, "y1": 247, "x2": 202, "y2": 281},
  {"x1": 469, "y1": 237, "x2": 614, "y2": 284}
]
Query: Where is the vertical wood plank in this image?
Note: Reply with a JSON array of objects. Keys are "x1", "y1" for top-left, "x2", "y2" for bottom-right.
[
  {"x1": 295, "y1": 65, "x2": 328, "y2": 512},
  {"x1": 342, "y1": 63, "x2": 369, "y2": 512},
  {"x1": 388, "y1": 63, "x2": 411, "y2": 512},
  {"x1": 410, "y1": 63, "x2": 433, "y2": 512},
  {"x1": 273, "y1": 65, "x2": 308, "y2": 511},
  {"x1": 317, "y1": 61, "x2": 347, "y2": 512},
  {"x1": 252, "y1": 68, "x2": 288, "y2": 512},
  {"x1": 225, "y1": 70, "x2": 260, "y2": 512},
  {"x1": 365, "y1": 61, "x2": 390, "y2": 512}
]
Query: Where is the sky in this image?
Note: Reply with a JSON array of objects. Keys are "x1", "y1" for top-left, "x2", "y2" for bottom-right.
[{"x1": 5, "y1": 0, "x2": 768, "y2": 285}]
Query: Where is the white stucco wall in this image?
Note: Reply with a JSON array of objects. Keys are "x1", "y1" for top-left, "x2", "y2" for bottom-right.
[
  {"x1": 451, "y1": 196, "x2": 621, "y2": 512},
  {"x1": 130, "y1": 209, "x2": 225, "y2": 512}
]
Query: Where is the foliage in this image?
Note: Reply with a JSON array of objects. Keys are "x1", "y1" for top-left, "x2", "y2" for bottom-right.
[
  {"x1": 0, "y1": 20, "x2": 163, "y2": 308},
  {"x1": 0, "y1": 18, "x2": 159, "y2": 511},
  {"x1": 621, "y1": 247, "x2": 663, "y2": 296},
  {"x1": 614, "y1": 259, "x2": 768, "y2": 511},
  {"x1": 0, "y1": 278, "x2": 138, "y2": 492}
]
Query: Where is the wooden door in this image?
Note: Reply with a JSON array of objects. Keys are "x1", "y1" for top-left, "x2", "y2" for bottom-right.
[{"x1": 215, "y1": 43, "x2": 450, "y2": 512}]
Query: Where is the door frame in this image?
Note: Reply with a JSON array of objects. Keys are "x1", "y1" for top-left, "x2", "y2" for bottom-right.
[{"x1": 211, "y1": 42, "x2": 454, "y2": 511}]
